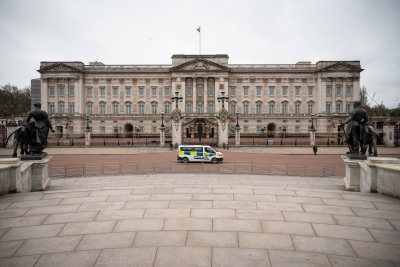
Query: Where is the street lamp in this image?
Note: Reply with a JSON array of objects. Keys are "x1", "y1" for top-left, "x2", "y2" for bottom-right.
[
  {"x1": 161, "y1": 111, "x2": 165, "y2": 128},
  {"x1": 217, "y1": 91, "x2": 229, "y2": 109},
  {"x1": 171, "y1": 91, "x2": 183, "y2": 109},
  {"x1": 310, "y1": 114, "x2": 316, "y2": 132},
  {"x1": 236, "y1": 111, "x2": 240, "y2": 128},
  {"x1": 86, "y1": 113, "x2": 90, "y2": 131}
]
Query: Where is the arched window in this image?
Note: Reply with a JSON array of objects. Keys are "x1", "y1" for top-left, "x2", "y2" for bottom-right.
[
  {"x1": 281, "y1": 101, "x2": 288, "y2": 114},
  {"x1": 243, "y1": 102, "x2": 249, "y2": 115},
  {"x1": 87, "y1": 102, "x2": 93, "y2": 115},
  {"x1": 151, "y1": 102, "x2": 158, "y2": 114},
  {"x1": 268, "y1": 101, "x2": 275, "y2": 114},
  {"x1": 208, "y1": 102, "x2": 214, "y2": 114},
  {"x1": 138, "y1": 102, "x2": 145, "y2": 115},
  {"x1": 295, "y1": 101, "x2": 301, "y2": 114},
  {"x1": 186, "y1": 102, "x2": 192, "y2": 114},
  {"x1": 197, "y1": 102, "x2": 203, "y2": 114},
  {"x1": 125, "y1": 101, "x2": 132, "y2": 115},
  {"x1": 255, "y1": 101, "x2": 262, "y2": 115},
  {"x1": 112, "y1": 102, "x2": 119, "y2": 115}
]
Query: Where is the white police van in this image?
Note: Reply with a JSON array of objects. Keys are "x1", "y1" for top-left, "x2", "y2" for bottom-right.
[{"x1": 177, "y1": 145, "x2": 223, "y2": 164}]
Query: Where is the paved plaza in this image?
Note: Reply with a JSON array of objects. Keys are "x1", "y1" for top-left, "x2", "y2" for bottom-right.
[{"x1": 0, "y1": 173, "x2": 400, "y2": 267}]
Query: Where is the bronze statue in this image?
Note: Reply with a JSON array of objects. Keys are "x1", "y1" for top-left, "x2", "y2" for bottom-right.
[
  {"x1": 341, "y1": 101, "x2": 377, "y2": 157},
  {"x1": 25, "y1": 102, "x2": 55, "y2": 155}
]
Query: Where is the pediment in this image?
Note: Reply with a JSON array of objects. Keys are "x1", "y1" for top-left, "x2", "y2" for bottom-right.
[
  {"x1": 38, "y1": 63, "x2": 83, "y2": 73},
  {"x1": 170, "y1": 58, "x2": 229, "y2": 72},
  {"x1": 320, "y1": 62, "x2": 363, "y2": 73}
]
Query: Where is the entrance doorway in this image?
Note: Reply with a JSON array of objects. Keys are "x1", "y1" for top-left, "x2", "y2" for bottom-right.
[
  {"x1": 124, "y1": 123, "x2": 134, "y2": 137},
  {"x1": 267, "y1": 123, "x2": 276, "y2": 137}
]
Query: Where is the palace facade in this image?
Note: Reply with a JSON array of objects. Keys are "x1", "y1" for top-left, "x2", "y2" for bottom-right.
[{"x1": 38, "y1": 54, "x2": 363, "y2": 143}]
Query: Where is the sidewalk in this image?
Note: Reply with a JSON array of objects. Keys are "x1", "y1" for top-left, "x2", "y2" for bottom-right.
[
  {"x1": 1, "y1": 146, "x2": 399, "y2": 155},
  {"x1": 0, "y1": 173, "x2": 399, "y2": 266}
]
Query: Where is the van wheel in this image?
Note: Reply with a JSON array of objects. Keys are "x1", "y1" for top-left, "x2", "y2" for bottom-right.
[
  {"x1": 211, "y1": 158, "x2": 218, "y2": 164},
  {"x1": 182, "y1": 157, "x2": 189, "y2": 164}
]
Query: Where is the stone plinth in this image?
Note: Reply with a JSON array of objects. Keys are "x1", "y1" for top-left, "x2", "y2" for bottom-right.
[
  {"x1": 29, "y1": 155, "x2": 52, "y2": 191},
  {"x1": 383, "y1": 125, "x2": 395, "y2": 147},
  {"x1": 342, "y1": 155, "x2": 366, "y2": 191},
  {"x1": 85, "y1": 132, "x2": 91, "y2": 147},
  {"x1": 0, "y1": 158, "x2": 22, "y2": 194},
  {"x1": 160, "y1": 127, "x2": 166, "y2": 147},
  {"x1": 359, "y1": 157, "x2": 400, "y2": 196},
  {"x1": 235, "y1": 127, "x2": 240, "y2": 147}
]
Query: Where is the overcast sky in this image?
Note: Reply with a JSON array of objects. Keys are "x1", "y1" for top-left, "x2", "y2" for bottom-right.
[{"x1": 0, "y1": 0, "x2": 399, "y2": 108}]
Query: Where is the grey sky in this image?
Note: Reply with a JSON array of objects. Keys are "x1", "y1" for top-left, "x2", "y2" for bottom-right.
[{"x1": 1, "y1": 0, "x2": 399, "y2": 108}]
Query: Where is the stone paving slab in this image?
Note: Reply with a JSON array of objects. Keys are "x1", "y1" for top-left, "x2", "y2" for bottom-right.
[{"x1": 0, "y1": 173, "x2": 399, "y2": 266}]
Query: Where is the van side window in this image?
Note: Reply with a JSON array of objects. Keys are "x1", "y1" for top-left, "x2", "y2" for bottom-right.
[
  {"x1": 194, "y1": 147, "x2": 203, "y2": 152},
  {"x1": 205, "y1": 147, "x2": 211, "y2": 153}
]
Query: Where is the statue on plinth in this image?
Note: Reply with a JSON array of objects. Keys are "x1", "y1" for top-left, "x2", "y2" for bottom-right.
[
  {"x1": 341, "y1": 101, "x2": 378, "y2": 158},
  {"x1": 7, "y1": 102, "x2": 54, "y2": 159}
]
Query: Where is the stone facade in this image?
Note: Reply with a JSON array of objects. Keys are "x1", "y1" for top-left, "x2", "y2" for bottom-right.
[{"x1": 38, "y1": 55, "x2": 363, "y2": 142}]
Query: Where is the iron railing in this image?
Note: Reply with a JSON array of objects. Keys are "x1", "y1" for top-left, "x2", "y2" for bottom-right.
[{"x1": 49, "y1": 161, "x2": 336, "y2": 178}]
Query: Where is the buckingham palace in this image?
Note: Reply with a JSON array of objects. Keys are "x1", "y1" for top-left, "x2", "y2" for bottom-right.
[{"x1": 37, "y1": 54, "x2": 363, "y2": 146}]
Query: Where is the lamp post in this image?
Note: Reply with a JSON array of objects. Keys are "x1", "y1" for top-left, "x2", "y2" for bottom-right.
[
  {"x1": 85, "y1": 113, "x2": 91, "y2": 147},
  {"x1": 171, "y1": 91, "x2": 183, "y2": 109},
  {"x1": 160, "y1": 111, "x2": 165, "y2": 147},
  {"x1": 217, "y1": 91, "x2": 229, "y2": 109},
  {"x1": 310, "y1": 114, "x2": 316, "y2": 146},
  {"x1": 235, "y1": 110, "x2": 241, "y2": 147}
]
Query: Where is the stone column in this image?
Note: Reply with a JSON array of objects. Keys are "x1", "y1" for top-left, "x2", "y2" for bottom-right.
[
  {"x1": 85, "y1": 131, "x2": 91, "y2": 147},
  {"x1": 193, "y1": 78, "x2": 197, "y2": 114},
  {"x1": 383, "y1": 125, "x2": 395, "y2": 147},
  {"x1": 310, "y1": 131, "x2": 316, "y2": 146},
  {"x1": 235, "y1": 126, "x2": 241, "y2": 147},
  {"x1": 217, "y1": 109, "x2": 229, "y2": 147},
  {"x1": 204, "y1": 77, "x2": 208, "y2": 114},
  {"x1": 171, "y1": 109, "x2": 182, "y2": 146},
  {"x1": 160, "y1": 126, "x2": 165, "y2": 147}
]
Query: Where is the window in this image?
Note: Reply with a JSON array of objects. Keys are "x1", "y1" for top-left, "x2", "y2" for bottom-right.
[
  {"x1": 307, "y1": 103, "x2": 313, "y2": 114},
  {"x1": 139, "y1": 103, "x2": 145, "y2": 115},
  {"x1": 100, "y1": 126, "x2": 106, "y2": 133},
  {"x1": 87, "y1": 87, "x2": 93, "y2": 97},
  {"x1": 113, "y1": 87, "x2": 118, "y2": 97},
  {"x1": 326, "y1": 86, "x2": 332, "y2": 97},
  {"x1": 139, "y1": 87, "x2": 145, "y2": 97},
  {"x1": 151, "y1": 103, "x2": 157, "y2": 114},
  {"x1": 164, "y1": 87, "x2": 170, "y2": 96},
  {"x1": 243, "y1": 103, "x2": 249, "y2": 114},
  {"x1": 336, "y1": 86, "x2": 341, "y2": 96},
  {"x1": 295, "y1": 86, "x2": 301, "y2": 96},
  {"x1": 229, "y1": 103, "x2": 236, "y2": 115},
  {"x1": 164, "y1": 103, "x2": 171, "y2": 115},
  {"x1": 186, "y1": 86, "x2": 192, "y2": 96},
  {"x1": 125, "y1": 87, "x2": 131, "y2": 97},
  {"x1": 100, "y1": 87, "x2": 106, "y2": 97},
  {"x1": 326, "y1": 103, "x2": 331, "y2": 114},
  {"x1": 50, "y1": 104, "x2": 55, "y2": 115},
  {"x1": 208, "y1": 102, "x2": 214, "y2": 114},
  {"x1": 186, "y1": 102, "x2": 192, "y2": 114},
  {"x1": 346, "y1": 103, "x2": 351, "y2": 113},
  {"x1": 113, "y1": 103, "x2": 119, "y2": 115},
  {"x1": 59, "y1": 86, "x2": 65, "y2": 96},
  {"x1": 243, "y1": 87, "x2": 249, "y2": 97},
  {"x1": 68, "y1": 103, "x2": 74, "y2": 115},
  {"x1": 229, "y1": 87, "x2": 236, "y2": 96},
  {"x1": 281, "y1": 102, "x2": 287, "y2": 114},
  {"x1": 49, "y1": 87, "x2": 55, "y2": 96},
  {"x1": 197, "y1": 86, "x2": 204, "y2": 96},
  {"x1": 151, "y1": 87, "x2": 157, "y2": 97},
  {"x1": 68, "y1": 86, "x2": 74, "y2": 97},
  {"x1": 346, "y1": 86, "x2": 352, "y2": 96},
  {"x1": 269, "y1": 86, "x2": 275, "y2": 96},
  {"x1": 308, "y1": 86, "x2": 313, "y2": 96},
  {"x1": 208, "y1": 86, "x2": 214, "y2": 96},
  {"x1": 282, "y1": 86, "x2": 288, "y2": 96},
  {"x1": 126, "y1": 104, "x2": 132, "y2": 114},
  {"x1": 197, "y1": 102, "x2": 203, "y2": 114},
  {"x1": 256, "y1": 86, "x2": 262, "y2": 97},
  {"x1": 295, "y1": 126, "x2": 301, "y2": 133},
  {"x1": 269, "y1": 103, "x2": 275, "y2": 114},
  {"x1": 139, "y1": 126, "x2": 144, "y2": 133},
  {"x1": 295, "y1": 103, "x2": 301, "y2": 114},
  {"x1": 59, "y1": 103, "x2": 64, "y2": 115},
  {"x1": 100, "y1": 103, "x2": 106, "y2": 114},
  {"x1": 256, "y1": 126, "x2": 261, "y2": 133},
  {"x1": 256, "y1": 103, "x2": 262, "y2": 114},
  {"x1": 243, "y1": 126, "x2": 248, "y2": 133},
  {"x1": 336, "y1": 103, "x2": 341, "y2": 113},
  {"x1": 87, "y1": 103, "x2": 93, "y2": 115}
]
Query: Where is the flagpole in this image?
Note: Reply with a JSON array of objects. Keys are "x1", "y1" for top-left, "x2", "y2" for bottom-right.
[{"x1": 197, "y1": 26, "x2": 201, "y2": 54}]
